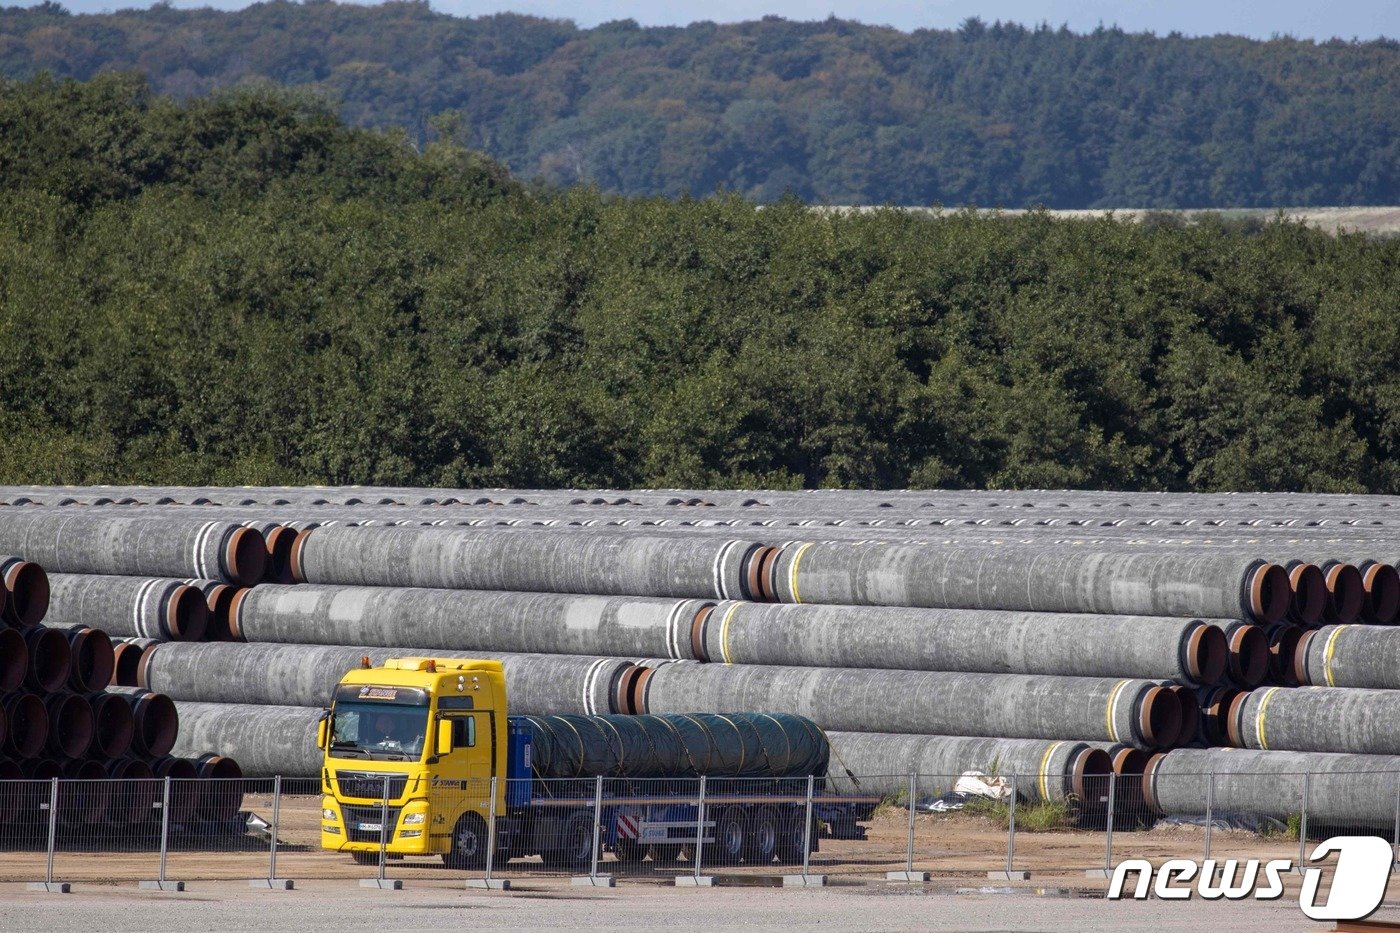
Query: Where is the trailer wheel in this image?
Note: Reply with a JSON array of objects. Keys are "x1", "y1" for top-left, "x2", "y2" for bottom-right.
[
  {"x1": 544, "y1": 812, "x2": 594, "y2": 872},
  {"x1": 744, "y1": 807, "x2": 779, "y2": 864},
  {"x1": 442, "y1": 813, "x2": 489, "y2": 870},
  {"x1": 713, "y1": 806, "x2": 746, "y2": 865},
  {"x1": 775, "y1": 814, "x2": 810, "y2": 864}
]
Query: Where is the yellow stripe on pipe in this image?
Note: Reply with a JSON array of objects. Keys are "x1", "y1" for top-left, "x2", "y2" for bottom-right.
[
  {"x1": 1255, "y1": 686, "x2": 1282, "y2": 750},
  {"x1": 788, "y1": 542, "x2": 815, "y2": 604},
  {"x1": 718, "y1": 601, "x2": 744, "y2": 665},
  {"x1": 1322, "y1": 625, "x2": 1349, "y2": 688},
  {"x1": 1038, "y1": 741, "x2": 1064, "y2": 803},
  {"x1": 1104, "y1": 679, "x2": 1129, "y2": 743}
]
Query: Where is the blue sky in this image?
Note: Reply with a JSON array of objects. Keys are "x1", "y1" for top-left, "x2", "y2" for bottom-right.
[{"x1": 28, "y1": 0, "x2": 1400, "y2": 41}]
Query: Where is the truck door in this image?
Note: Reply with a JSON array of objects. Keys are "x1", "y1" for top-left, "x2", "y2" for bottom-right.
[{"x1": 439, "y1": 710, "x2": 496, "y2": 817}]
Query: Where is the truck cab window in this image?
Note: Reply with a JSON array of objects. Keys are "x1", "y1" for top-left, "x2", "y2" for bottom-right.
[{"x1": 452, "y1": 717, "x2": 476, "y2": 748}]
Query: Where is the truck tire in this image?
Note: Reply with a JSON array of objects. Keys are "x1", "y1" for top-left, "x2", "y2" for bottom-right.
[
  {"x1": 775, "y1": 814, "x2": 810, "y2": 864},
  {"x1": 543, "y1": 812, "x2": 594, "y2": 872},
  {"x1": 712, "y1": 806, "x2": 746, "y2": 866},
  {"x1": 442, "y1": 813, "x2": 489, "y2": 870},
  {"x1": 744, "y1": 807, "x2": 780, "y2": 865}
]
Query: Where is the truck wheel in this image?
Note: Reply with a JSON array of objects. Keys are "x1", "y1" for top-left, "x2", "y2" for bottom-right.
[
  {"x1": 544, "y1": 812, "x2": 594, "y2": 872},
  {"x1": 713, "y1": 806, "x2": 746, "y2": 866},
  {"x1": 442, "y1": 813, "x2": 489, "y2": 870},
  {"x1": 775, "y1": 814, "x2": 809, "y2": 864},
  {"x1": 744, "y1": 807, "x2": 779, "y2": 865}
]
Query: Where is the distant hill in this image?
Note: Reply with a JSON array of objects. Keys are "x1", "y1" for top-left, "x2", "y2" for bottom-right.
[{"x1": 2, "y1": 3, "x2": 1399, "y2": 208}]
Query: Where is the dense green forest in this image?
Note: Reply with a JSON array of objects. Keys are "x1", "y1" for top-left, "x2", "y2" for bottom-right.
[
  {"x1": 2, "y1": 3, "x2": 1399, "y2": 208},
  {"x1": 3, "y1": 75, "x2": 1399, "y2": 492}
]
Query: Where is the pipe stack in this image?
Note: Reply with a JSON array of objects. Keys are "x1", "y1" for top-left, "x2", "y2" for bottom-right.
[{"x1": 6, "y1": 486, "x2": 1400, "y2": 825}]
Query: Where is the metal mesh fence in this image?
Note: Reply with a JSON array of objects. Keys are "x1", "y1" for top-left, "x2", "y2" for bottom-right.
[{"x1": 0, "y1": 769, "x2": 1397, "y2": 886}]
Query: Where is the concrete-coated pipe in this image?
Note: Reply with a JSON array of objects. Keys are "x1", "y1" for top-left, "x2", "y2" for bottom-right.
[
  {"x1": 1144, "y1": 747, "x2": 1400, "y2": 825},
  {"x1": 45, "y1": 692, "x2": 93, "y2": 759},
  {"x1": 23, "y1": 627, "x2": 69, "y2": 693},
  {"x1": 112, "y1": 638, "x2": 157, "y2": 687},
  {"x1": 150, "y1": 756, "x2": 201, "y2": 822},
  {"x1": 0, "y1": 515, "x2": 265, "y2": 586},
  {"x1": 641, "y1": 664, "x2": 1181, "y2": 750},
  {"x1": 52, "y1": 626, "x2": 114, "y2": 693},
  {"x1": 104, "y1": 758, "x2": 157, "y2": 827},
  {"x1": 58, "y1": 759, "x2": 109, "y2": 826},
  {"x1": 1360, "y1": 561, "x2": 1400, "y2": 625},
  {"x1": 141, "y1": 642, "x2": 643, "y2": 717},
  {"x1": 1164, "y1": 685, "x2": 1199, "y2": 747},
  {"x1": 1227, "y1": 685, "x2": 1400, "y2": 756},
  {"x1": 1206, "y1": 622, "x2": 1269, "y2": 689},
  {"x1": 1296, "y1": 625, "x2": 1400, "y2": 689},
  {"x1": 0, "y1": 627, "x2": 26, "y2": 693},
  {"x1": 290, "y1": 525, "x2": 765, "y2": 600},
  {"x1": 697, "y1": 602, "x2": 1226, "y2": 685},
  {"x1": 231, "y1": 583, "x2": 716, "y2": 663},
  {"x1": 1264, "y1": 624, "x2": 1302, "y2": 686},
  {"x1": 170, "y1": 702, "x2": 320, "y2": 777},
  {"x1": 1286, "y1": 561, "x2": 1327, "y2": 626},
  {"x1": 44, "y1": 574, "x2": 208, "y2": 643},
  {"x1": 184, "y1": 580, "x2": 239, "y2": 642},
  {"x1": 0, "y1": 556, "x2": 48, "y2": 628},
  {"x1": 3, "y1": 692, "x2": 47, "y2": 758},
  {"x1": 1319, "y1": 561, "x2": 1365, "y2": 624},
  {"x1": 766, "y1": 543, "x2": 1290, "y2": 624},
  {"x1": 104, "y1": 686, "x2": 179, "y2": 757},
  {"x1": 193, "y1": 752, "x2": 244, "y2": 822},
  {"x1": 86, "y1": 690, "x2": 135, "y2": 759},
  {"x1": 824, "y1": 732, "x2": 1111, "y2": 805},
  {"x1": 1193, "y1": 686, "x2": 1242, "y2": 746}
]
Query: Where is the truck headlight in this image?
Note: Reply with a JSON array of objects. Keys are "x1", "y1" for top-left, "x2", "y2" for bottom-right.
[
  {"x1": 402, "y1": 812, "x2": 426, "y2": 825},
  {"x1": 322, "y1": 808, "x2": 337, "y2": 820}
]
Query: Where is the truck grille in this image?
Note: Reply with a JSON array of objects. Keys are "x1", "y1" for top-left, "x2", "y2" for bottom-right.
[
  {"x1": 342, "y1": 804, "x2": 403, "y2": 843},
  {"x1": 336, "y1": 772, "x2": 408, "y2": 800}
]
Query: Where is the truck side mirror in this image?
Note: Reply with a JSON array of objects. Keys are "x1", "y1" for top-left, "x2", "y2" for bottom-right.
[
  {"x1": 435, "y1": 720, "x2": 453, "y2": 756},
  {"x1": 316, "y1": 712, "x2": 329, "y2": 750}
]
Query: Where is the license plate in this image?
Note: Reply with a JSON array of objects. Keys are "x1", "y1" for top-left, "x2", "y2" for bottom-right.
[{"x1": 357, "y1": 822, "x2": 383, "y2": 832}]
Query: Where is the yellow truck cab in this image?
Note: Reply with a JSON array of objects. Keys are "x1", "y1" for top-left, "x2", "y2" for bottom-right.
[{"x1": 318, "y1": 657, "x2": 506, "y2": 868}]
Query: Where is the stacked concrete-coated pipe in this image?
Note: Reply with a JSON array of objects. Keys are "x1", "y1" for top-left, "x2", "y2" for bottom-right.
[
  {"x1": 42, "y1": 574, "x2": 209, "y2": 642},
  {"x1": 1294, "y1": 625, "x2": 1400, "y2": 688},
  {"x1": 137, "y1": 642, "x2": 648, "y2": 716},
  {"x1": 1, "y1": 556, "x2": 49, "y2": 628},
  {"x1": 1225, "y1": 685, "x2": 1400, "y2": 756},
  {"x1": 638, "y1": 663, "x2": 1182, "y2": 750},
  {"x1": 169, "y1": 701, "x2": 322, "y2": 777}
]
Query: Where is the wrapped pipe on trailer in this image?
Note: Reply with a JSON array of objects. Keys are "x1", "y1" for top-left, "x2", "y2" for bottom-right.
[
  {"x1": 139, "y1": 642, "x2": 646, "y2": 716},
  {"x1": 825, "y1": 733, "x2": 1112, "y2": 806},
  {"x1": 522, "y1": 712, "x2": 828, "y2": 779},
  {"x1": 1204, "y1": 621, "x2": 1269, "y2": 689},
  {"x1": 43, "y1": 574, "x2": 208, "y2": 643},
  {"x1": 1226, "y1": 685, "x2": 1400, "y2": 756},
  {"x1": 0, "y1": 628, "x2": 25, "y2": 693},
  {"x1": 111, "y1": 637, "x2": 157, "y2": 687},
  {"x1": 639, "y1": 663, "x2": 1182, "y2": 750},
  {"x1": 104, "y1": 686, "x2": 178, "y2": 757},
  {"x1": 696, "y1": 602, "x2": 1227, "y2": 685},
  {"x1": 183, "y1": 580, "x2": 239, "y2": 642},
  {"x1": 0, "y1": 515, "x2": 265, "y2": 586},
  {"x1": 1144, "y1": 747, "x2": 1400, "y2": 826},
  {"x1": 1296, "y1": 625, "x2": 1400, "y2": 689},
  {"x1": 230, "y1": 583, "x2": 717, "y2": 662},
  {"x1": 169, "y1": 701, "x2": 322, "y2": 777},
  {"x1": 45, "y1": 692, "x2": 93, "y2": 759},
  {"x1": 3, "y1": 692, "x2": 47, "y2": 758},
  {"x1": 0, "y1": 556, "x2": 48, "y2": 628},
  {"x1": 289, "y1": 524, "x2": 770, "y2": 600},
  {"x1": 23, "y1": 627, "x2": 69, "y2": 693},
  {"x1": 86, "y1": 690, "x2": 135, "y2": 759},
  {"x1": 764, "y1": 543, "x2": 1291, "y2": 624}
]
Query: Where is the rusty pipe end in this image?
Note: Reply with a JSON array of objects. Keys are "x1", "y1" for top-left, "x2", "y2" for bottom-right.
[
  {"x1": 1071, "y1": 747, "x2": 1113, "y2": 804},
  {"x1": 689, "y1": 604, "x2": 715, "y2": 663},
  {"x1": 612, "y1": 665, "x2": 643, "y2": 715},
  {"x1": 1223, "y1": 690, "x2": 1250, "y2": 747},
  {"x1": 45, "y1": 693, "x2": 93, "y2": 760},
  {"x1": 225, "y1": 587, "x2": 251, "y2": 643},
  {"x1": 1230, "y1": 624, "x2": 1270, "y2": 689},
  {"x1": 23, "y1": 628, "x2": 70, "y2": 694},
  {"x1": 0, "y1": 627, "x2": 26, "y2": 693},
  {"x1": 1360, "y1": 561, "x2": 1400, "y2": 625},
  {"x1": 1292, "y1": 629, "x2": 1318, "y2": 685},
  {"x1": 1136, "y1": 686, "x2": 1182, "y2": 750},
  {"x1": 86, "y1": 691, "x2": 135, "y2": 759},
  {"x1": 131, "y1": 690, "x2": 179, "y2": 758},
  {"x1": 1247, "y1": 562, "x2": 1291, "y2": 625},
  {"x1": 1287, "y1": 562, "x2": 1327, "y2": 626},
  {"x1": 1141, "y1": 753, "x2": 1168, "y2": 813},
  {"x1": 288, "y1": 528, "x2": 314, "y2": 584},
  {"x1": 66, "y1": 626, "x2": 115, "y2": 694},
  {"x1": 111, "y1": 641, "x2": 145, "y2": 687},
  {"x1": 166, "y1": 584, "x2": 209, "y2": 642},
  {"x1": 224, "y1": 526, "x2": 268, "y2": 587},
  {"x1": 1322, "y1": 562, "x2": 1365, "y2": 624},
  {"x1": 1267, "y1": 624, "x2": 1303, "y2": 686},
  {"x1": 1170, "y1": 686, "x2": 1200, "y2": 746},
  {"x1": 262, "y1": 525, "x2": 297, "y2": 584},
  {"x1": 4, "y1": 692, "x2": 48, "y2": 758},
  {"x1": 1185, "y1": 623, "x2": 1228, "y2": 685},
  {"x1": 201, "y1": 583, "x2": 236, "y2": 642},
  {"x1": 3, "y1": 560, "x2": 50, "y2": 629},
  {"x1": 134, "y1": 642, "x2": 160, "y2": 691},
  {"x1": 628, "y1": 667, "x2": 656, "y2": 716}
]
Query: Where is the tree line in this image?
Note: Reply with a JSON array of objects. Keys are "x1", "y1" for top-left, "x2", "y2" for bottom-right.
[
  {"x1": 1, "y1": 74, "x2": 1398, "y2": 493},
  {"x1": 1, "y1": 3, "x2": 1398, "y2": 208}
]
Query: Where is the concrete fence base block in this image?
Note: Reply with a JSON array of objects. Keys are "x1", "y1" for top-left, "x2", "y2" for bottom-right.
[
  {"x1": 464, "y1": 878, "x2": 511, "y2": 890},
  {"x1": 570, "y1": 875, "x2": 616, "y2": 887},
  {"x1": 886, "y1": 870, "x2": 931, "y2": 882},
  {"x1": 675, "y1": 875, "x2": 714, "y2": 887},
  {"x1": 138, "y1": 880, "x2": 186, "y2": 892},
  {"x1": 782, "y1": 874, "x2": 828, "y2": 887},
  {"x1": 249, "y1": 878, "x2": 295, "y2": 890},
  {"x1": 359, "y1": 879, "x2": 403, "y2": 890},
  {"x1": 26, "y1": 882, "x2": 70, "y2": 894},
  {"x1": 1084, "y1": 869, "x2": 1114, "y2": 879},
  {"x1": 988, "y1": 870, "x2": 1031, "y2": 881}
]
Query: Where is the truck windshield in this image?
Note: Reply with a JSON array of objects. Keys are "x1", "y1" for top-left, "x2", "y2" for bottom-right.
[{"x1": 330, "y1": 701, "x2": 429, "y2": 761}]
